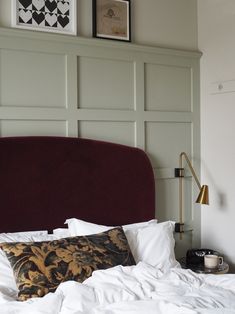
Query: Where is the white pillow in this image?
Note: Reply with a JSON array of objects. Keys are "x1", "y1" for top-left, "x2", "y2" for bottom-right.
[
  {"x1": 127, "y1": 221, "x2": 180, "y2": 272},
  {"x1": 0, "y1": 230, "x2": 53, "y2": 298},
  {"x1": 65, "y1": 218, "x2": 178, "y2": 272},
  {"x1": 53, "y1": 228, "x2": 71, "y2": 238},
  {"x1": 64, "y1": 218, "x2": 158, "y2": 236},
  {"x1": 0, "y1": 230, "x2": 48, "y2": 243}
]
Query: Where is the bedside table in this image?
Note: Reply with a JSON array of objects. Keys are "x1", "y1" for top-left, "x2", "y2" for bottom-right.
[{"x1": 179, "y1": 257, "x2": 229, "y2": 274}]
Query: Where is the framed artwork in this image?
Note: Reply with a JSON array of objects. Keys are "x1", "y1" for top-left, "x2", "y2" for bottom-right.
[
  {"x1": 93, "y1": 0, "x2": 131, "y2": 42},
  {"x1": 11, "y1": 0, "x2": 77, "y2": 35}
]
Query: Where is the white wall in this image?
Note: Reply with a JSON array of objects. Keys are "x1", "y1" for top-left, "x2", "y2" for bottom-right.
[
  {"x1": 198, "y1": 0, "x2": 235, "y2": 271},
  {"x1": 0, "y1": 0, "x2": 198, "y2": 50}
]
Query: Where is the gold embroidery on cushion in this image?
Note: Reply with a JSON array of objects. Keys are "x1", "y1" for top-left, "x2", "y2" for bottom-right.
[{"x1": 108, "y1": 228, "x2": 129, "y2": 251}]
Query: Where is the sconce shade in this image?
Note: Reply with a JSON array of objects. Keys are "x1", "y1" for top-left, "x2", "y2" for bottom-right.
[{"x1": 196, "y1": 185, "x2": 209, "y2": 205}]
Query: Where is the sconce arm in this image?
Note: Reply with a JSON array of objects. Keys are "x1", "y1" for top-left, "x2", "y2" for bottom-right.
[
  {"x1": 174, "y1": 152, "x2": 209, "y2": 237},
  {"x1": 179, "y1": 152, "x2": 201, "y2": 190}
]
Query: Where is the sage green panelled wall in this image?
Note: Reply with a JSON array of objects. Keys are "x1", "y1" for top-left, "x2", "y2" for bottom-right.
[{"x1": 0, "y1": 28, "x2": 201, "y2": 255}]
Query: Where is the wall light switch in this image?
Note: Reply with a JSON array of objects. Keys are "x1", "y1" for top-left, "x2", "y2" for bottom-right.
[{"x1": 211, "y1": 80, "x2": 235, "y2": 94}]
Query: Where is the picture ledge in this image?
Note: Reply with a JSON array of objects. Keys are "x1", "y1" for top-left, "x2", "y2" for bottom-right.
[{"x1": 0, "y1": 26, "x2": 202, "y2": 58}]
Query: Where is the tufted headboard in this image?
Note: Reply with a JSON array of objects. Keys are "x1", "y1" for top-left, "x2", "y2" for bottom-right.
[{"x1": 0, "y1": 136, "x2": 155, "y2": 233}]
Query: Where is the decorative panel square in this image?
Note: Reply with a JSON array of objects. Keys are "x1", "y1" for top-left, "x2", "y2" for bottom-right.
[
  {"x1": 78, "y1": 57, "x2": 134, "y2": 110},
  {"x1": 0, "y1": 120, "x2": 67, "y2": 137},
  {"x1": 78, "y1": 121, "x2": 135, "y2": 146},
  {"x1": 145, "y1": 122, "x2": 192, "y2": 168},
  {"x1": 145, "y1": 63, "x2": 192, "y2": 112},
  {"x1": 0, "y1": 49, "x2": 66, "y2": 108}
]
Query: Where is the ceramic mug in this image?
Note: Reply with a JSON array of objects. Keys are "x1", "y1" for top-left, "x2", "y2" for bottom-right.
[{"x1": 204, "y1": 254, "x2": 223, "y2": 268}]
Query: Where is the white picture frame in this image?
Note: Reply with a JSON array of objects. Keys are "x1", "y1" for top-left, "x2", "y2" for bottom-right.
[{"x1": 11, "y1": 0, "x2": 77, "y2": 35}]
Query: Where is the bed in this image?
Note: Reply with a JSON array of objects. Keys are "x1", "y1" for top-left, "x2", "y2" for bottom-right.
[{"x1": 0, "y1": 136, "x2": 235, "y2": 314}]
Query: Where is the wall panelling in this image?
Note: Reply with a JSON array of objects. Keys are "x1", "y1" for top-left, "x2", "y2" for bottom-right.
[{"x1": 0, "y1": 27, "x2": 201, "y2": 255}]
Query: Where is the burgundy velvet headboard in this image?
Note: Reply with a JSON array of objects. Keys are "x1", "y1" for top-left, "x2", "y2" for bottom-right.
[{"x1": 0, "y1": 137, "x2": 155, "y2": 233}]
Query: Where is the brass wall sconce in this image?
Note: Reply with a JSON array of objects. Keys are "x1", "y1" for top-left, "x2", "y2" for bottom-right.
[{"x1": 175, "y1": 152, "x2": 209, "y2": 236}]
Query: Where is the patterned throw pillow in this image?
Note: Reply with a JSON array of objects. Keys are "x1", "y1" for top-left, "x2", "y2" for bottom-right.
[{"x1": 0, "y1": 227, "x2": 135, "y2": 301}]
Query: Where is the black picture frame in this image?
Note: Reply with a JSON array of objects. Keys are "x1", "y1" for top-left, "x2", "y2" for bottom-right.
[{"x1": 92, "y1": 0, "x2": 131, "y2": 42}]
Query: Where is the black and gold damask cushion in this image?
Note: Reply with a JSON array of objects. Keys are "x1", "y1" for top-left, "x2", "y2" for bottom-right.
[{"x1": 0, "y1": 227, "x2": 135, "y2": 301}]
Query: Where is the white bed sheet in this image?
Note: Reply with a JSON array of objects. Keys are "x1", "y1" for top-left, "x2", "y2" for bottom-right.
[{"x1": 1, "y1": 262, "x2": 235, "y2": 314}]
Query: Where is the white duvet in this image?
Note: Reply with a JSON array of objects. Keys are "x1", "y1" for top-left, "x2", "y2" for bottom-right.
[{"x1": 1, "y1": 262, "x2": 235, "y2": 314}]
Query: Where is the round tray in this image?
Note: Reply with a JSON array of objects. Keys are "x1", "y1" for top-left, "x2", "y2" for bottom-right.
[{"x1": 179, "y1": 257, "x2": 229, "y2": 274}]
